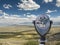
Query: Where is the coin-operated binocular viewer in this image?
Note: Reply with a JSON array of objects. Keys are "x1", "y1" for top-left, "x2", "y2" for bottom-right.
[{"x1": 33, "y1": 15, "x2": 52, "y2": 45}]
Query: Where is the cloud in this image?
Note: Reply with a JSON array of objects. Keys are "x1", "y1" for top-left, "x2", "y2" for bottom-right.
[
  {"x1": 23, "y1": 13, "x2": 30, "y2": 16},
  {"x1": 46, "y1": 9, "x2": 57, "y2": 13},
  {"x1": 56, "y1": 0, "x2": 60, "y2": 7},
  {"x1": 0, "y1": 12, "x2": 37, "y2": 26},
  {"x1": 50, "y1": 16, "x2": 60, "y2": 22},
  {"x1": 0, "y1": 10, "x2": 3, "y2": 14},
  {"x1": 0, "y1": 10, "x2": 60, "y2": 26},
  {"x1": 44, "y1": 0, "x2": 53, "y2": 3},
  {"x1": 17, "y1": 0, "x2": 40, "y2": 10},
  {"x1": 46, "y1": 16, "x2": 60, "y2": 26},
  {"x1": 3, "y1": 4, "x2": 12, "y2": 9},
  {"x1": 50, "y1": 16, "x2": 60, "y2": 26},
  {"x1": 0, "y1": 10, "x2": 9, "y2": 16},
  {"x1": 26, "y1": 14, "x2": 37, "y2": 20},
  {"x1": 46, "y1": 14, "x2": 51, "y2": 17},
  {"x1": 26, "y1": 13, "x2": 30, "y2": 14}
]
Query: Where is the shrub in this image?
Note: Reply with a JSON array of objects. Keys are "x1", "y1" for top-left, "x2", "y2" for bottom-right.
[
  {"x1": 56, "y1": 42, "x2": 60, "y2": 45},
  {"x1": 24, "y1": 40, "x2": 39, "y2": 45}
]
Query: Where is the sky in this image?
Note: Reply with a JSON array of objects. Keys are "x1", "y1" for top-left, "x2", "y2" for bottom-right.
[{"x1": 0, "y1": 0, "x2": 60, "y2": 26}]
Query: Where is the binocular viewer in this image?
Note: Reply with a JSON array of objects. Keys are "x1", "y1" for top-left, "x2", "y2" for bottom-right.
[
  {"x1": 33, "y1": 15, "x2": 53, "y2": 45},
  {"x1": 33, "y1": 15, "x2": 52, "y2": 37}
]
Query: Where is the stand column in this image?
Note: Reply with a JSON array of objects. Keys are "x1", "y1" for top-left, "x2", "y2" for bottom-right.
[{"x1": 39, "y1": 36, "x2": 46, "y2": 45}]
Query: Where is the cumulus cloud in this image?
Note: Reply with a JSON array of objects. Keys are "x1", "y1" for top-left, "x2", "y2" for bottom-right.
[
  {"x1": 56, "y1": 0, "x2": 60, "y2": 7},
  {"x1": 50, "y1": 16, "x2": 60, "y2": 26},
  {"x1": 0, "y1": 10, "x2": 9, "y2": 17},
  {"x1": 23, "y1": 13, "x2": 30, "y2": 16},
  {"x1": 3, "y1": 4, "x2": 12, "y2": 9},
  {"x1": 46, "y1": 14, "x2": 51, "y2": 17},
  {"x1": 0, "y1": 10, "x2": 59, "y2": 26},
  {"x1": 46, "y1": 9, "x2": 57, "y2": 13},
  {"x1": 44, "y1": 0, "x2": 53, "y2": 3},
  {"x1": 26, "y1": 14, "x2": 37, "y2": 20},
  {"x1": 50, "y1": 16, "x2": 60, "y2": 22},
  {"x1": 17, "y1": 0, "x2": 40, "y2": 10},
  {"x1": 0, "y1": 12, "x2": 37, "y2": 26},
  {"x1": 0, "y1": 10, "x2": 3, "y2": 14}
]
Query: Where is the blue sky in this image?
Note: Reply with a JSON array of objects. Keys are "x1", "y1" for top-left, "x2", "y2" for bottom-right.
[{"x1": 0, "y1": 0, "x2": 60, "y2": 26}]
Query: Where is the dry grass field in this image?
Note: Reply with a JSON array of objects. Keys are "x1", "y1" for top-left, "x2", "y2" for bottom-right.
[{"x1": 0, "y1": 25, "x2": 60, "y2": 45}]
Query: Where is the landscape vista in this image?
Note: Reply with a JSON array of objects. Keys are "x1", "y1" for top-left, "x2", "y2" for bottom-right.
[{"x1": 0, "y1": 0, "x2": 60, "y2": 45}]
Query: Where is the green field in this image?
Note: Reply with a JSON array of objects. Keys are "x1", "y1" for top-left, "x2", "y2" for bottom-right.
[{"x1": 0, "y1": 25, "x2": 60, "y2": 45}]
